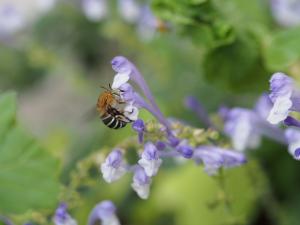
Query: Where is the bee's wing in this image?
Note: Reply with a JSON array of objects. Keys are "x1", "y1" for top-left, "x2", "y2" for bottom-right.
[{"x1": 82, "y1": 106, "x2": 99, "y2": 122}]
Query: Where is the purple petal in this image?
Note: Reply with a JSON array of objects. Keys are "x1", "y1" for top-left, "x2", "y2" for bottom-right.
[
  {"x1": 107, "y1": 149, "x2": 123, "y2": 168},
  {"x1": 177, "y1": 145, "x2": 194, "y2": 159},
  {"x1": 133, "y1": 166, "x2": 150, "y2": 185},
  {"x1": 254, "y1": 93, "x2": 273, "y2": 119},
  {"x1": 54, "y1": 203, "x2": 68, "y2": 223},
  {"x1": 111, "y1": 56, "x2": 132, "y2": 74},
  {"x1": 88, "y1": 200, "x2": 117, "y2": 225},
  {"x1": 295, "y1": 148, "x2": 300, "y2": 159},
  {"x1": 155, "y1": 141, "x2": 166, "y2": 151},
  {"x1": 284, "y1": 116, "x2": 300, "y2": 128},
  {"x1": 142, "y1": 142, "x2": 159, "y2": 160},
  {"x1": 132, "y1": 119, "x2": 145, "y2": 132},
  {"x1": 269, "y1": 72, "x2": 294, "y2": 102}
]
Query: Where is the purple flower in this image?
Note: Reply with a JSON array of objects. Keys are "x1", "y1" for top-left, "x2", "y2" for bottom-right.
[
  {"x1": 176, "y1": 140, "x2": 194, "y2": 159},
  {"x1": 53, "y1": 203, "x2": 77, "y2": 225},
  {"x1": 101, "y1": 149, "x2": 127, "y2": 183},
  {"x1": 194, "y1": 146, "x2": 246, "y2": 175},
  {"x1": 267, "y1": 73, "x2": 300, "y2": 124},
  {"x1": 82, "y1": 0, "x2": 107, "y2": 22},
  {"x1": 284, "y1": 116, "x2": 300, "y2": 128},
  {"x1": 270, "y1": 0, "x2": 300, "y2": 27},
  {"x1": 132, "y1": 119, "x2": 145, "y2": 143},
  {"x1": 217, "y1": 148, "x2": 247, "y2": 167},
  {"x1": 221, "y1": 94, "x2": 287, "y2": 151},
  {"x1": 285, "y1": 128, "x2": 300, "y2": 160},
  {"x1": 136, "y1": 6, "x2": 158, "y2": 41},
  {"x1": 131, "y1": 166, "x2": 151, "y2": 199},
  {"x1": 111, "y1": 56, "x2": 177, "y2": 143},
  {"x1": 222, "y1": 108, "x2": 262, "y2": 151},
  {"x1": 138, "y1": 142, "x2": 162, "y2": 176},
  {"x1": 88, "y1": 201, "x2": 120, "y2": 225},
  {"x1": 155, "y1": 141, "x2": 166, "y2": 150},
  {"x1": 193, "y1": 147, "x2": 224, "y2": 175},
  {"x1": 0, "y1": 3, "x2": 25, "y2": 37},
  {"x1": 0, "y1": 216, "x2": 14, "y2": 225},
  {"x1": 254, "y1": 93, "x2": 274, "y2": 119}
]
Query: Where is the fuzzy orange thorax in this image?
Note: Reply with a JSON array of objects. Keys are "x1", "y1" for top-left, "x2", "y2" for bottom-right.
[{"x1": 97, "y1": 91, "x2": 116, "y2": 113}]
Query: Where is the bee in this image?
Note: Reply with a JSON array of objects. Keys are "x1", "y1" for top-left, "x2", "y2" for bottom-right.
[{"x1": 97, "y1": 85, "x2": 132, "y2": 129}]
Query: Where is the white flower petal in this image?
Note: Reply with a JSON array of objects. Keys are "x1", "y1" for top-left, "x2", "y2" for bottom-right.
[
  {"x1": 82, "y1": 0, "x2": 107, "y2": 22},
  {"x1": 100, "y1": 163, "x2": 126, "y2": 183},
  {"x1": 102, "y1": 215, "x2": 120, "y2": 225},
  {"x1": 118, "y1": 0, "x2": 140, "y2": 23},
  {"x1": 131, "y1": 182, "x2": 150, "y2": 199},
  {"x1": 124, "y1": 104, "x2": 139, "y2": 121},
  {"x1": 111, "y1": 72, "x2": 130, "y2": 89},
  {"x1": 267, "y1": 97, "x2": 292, "y2": 124},
  {"x1": 288, "y1": 140, "x2": 300, "y2": 160},
  {"x1": 138, "y1": 158, "x2": 162, "y2": 177},
  {"x1": 54, "y1": 214, "x2": 77, "y2": 225},
  {"x1": 232, "y1": 117, "x2": 252, "y2": 151}
]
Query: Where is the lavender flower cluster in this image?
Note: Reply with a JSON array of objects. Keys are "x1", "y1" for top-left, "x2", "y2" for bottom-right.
[
  {"x1": 99, "y1": 56, "x2": 246, "y2": 199},
  {"x1": 189, "y1": 72, "x2": 300, "y2": 160},
  {"x1": 53, "y1": 201, "x2": 120, "y2": 225},
  {"x1": 82, "y1": 0, "x2": 166, "y2": 41}
]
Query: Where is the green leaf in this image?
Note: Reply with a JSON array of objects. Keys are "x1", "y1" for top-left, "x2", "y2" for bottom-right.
[
  {"x1": 189, "y1": 0, "x2": 207, "y2": 4},
  {"x1": 203, "y1": 35, "x2": 268, "y2": 92},
  {"x1": 152, "y1": 0, "x2": 235, "y2": 48},
  {"x1": 264, "y1": 27, "x2": 300, "y2": 71},
  {"x1": 0, "y1": 92, "x2": 61, "y2": 214}
]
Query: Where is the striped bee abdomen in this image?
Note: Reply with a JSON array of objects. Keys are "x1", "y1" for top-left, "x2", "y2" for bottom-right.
[
  {"x1": 100, "y1": 106, "x2": 131, "y2": 129},
  {"x1": 101, "y1": 113, "x2": 127, "y2": 129}
]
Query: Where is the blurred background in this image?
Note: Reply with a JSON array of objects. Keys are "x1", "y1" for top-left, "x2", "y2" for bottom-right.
[{"x1": 1, "y1": 0, "x2": 300, "y2": 224}]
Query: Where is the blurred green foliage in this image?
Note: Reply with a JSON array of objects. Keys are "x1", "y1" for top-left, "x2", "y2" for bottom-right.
[
  {"x1": 134, "y1": 161, "x2": 268, "y2": 225},
  {"x1": 0, "y1": 93, "x2": 60, "y2": 214}
]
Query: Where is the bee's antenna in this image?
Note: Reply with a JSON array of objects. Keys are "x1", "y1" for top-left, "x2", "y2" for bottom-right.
[{"x1": 100, "y1": 85, "x2": 110, "y2": 91}]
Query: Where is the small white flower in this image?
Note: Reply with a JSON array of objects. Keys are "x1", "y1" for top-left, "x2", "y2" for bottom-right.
[
  {"x1": 271, "y1": 0, "x2": 300, "y2": 27},
  {"x1": 53, "y1": 203, "x2": 78, "y2": 225},
  {"x1": 100, "y1": 150, "x2": 127, "y2": 183},
  {"x1": 88, "y1": 201, "x2": 120, "y2": 225},
  {"x1": 138, "y1": 142, "x2": 162, "y2": 177},
  {"x1": 0, "y1": 3, "x2": 25, "y2": 35},
  {"x1": 138, "y1": 159, "x2": 162, "y2": 178},
  {"x1": 224, "y1": 109, "x2": 261, "y2": 151},
  {"x1": 118, "y1": 0, "x2": 140, "y2": 23},
  {"x1": 131, "y1": 167, "x2": 151, "y2": 199},
  {"x1": 36, "y1": 0, "x2": 56, "y2": 13},
  {"x1": 267, "y1": 97, "x2": 292, "y2": 124},
  {"x1": 131, "y1": 181, "x2": 150, "y2": 199},
  {"x1": 82, "y1": 0, "x2": 107, "y2": 22},
  {"x1": 138, "y1": 158, "x2": 162, "y2": 177},
  {"x1": 101, "y1": 215, "x2": 120, "y2": 225},
  {"x1": 232, "y1": 115, "x2": 260, "y2": 151},
  {"x1": 55, "y1": 215, "x2": 77, "y2": 225},
  {"x1": 101, "y1": 163, "x2": 126, "y2": 183}
]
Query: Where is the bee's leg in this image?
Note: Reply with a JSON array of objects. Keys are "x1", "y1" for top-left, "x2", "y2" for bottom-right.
[
  {"x1": 113, "y1": 92, "x2": 121, "y2": 97},
  {"x1": 117, "y1": 100, "x2": 126, "y2": 104}
]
